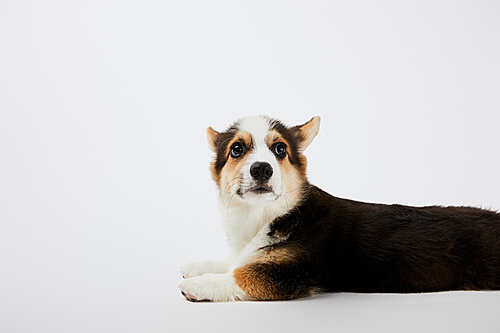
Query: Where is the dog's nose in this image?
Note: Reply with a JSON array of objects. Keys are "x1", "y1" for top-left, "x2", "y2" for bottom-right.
[{"x1": 250, "y1": 162, "x2": 273, "y2": 182}]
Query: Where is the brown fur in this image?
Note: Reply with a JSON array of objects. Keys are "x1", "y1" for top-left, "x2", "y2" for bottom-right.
[
  {"x1": 218, "y1": 130, "x2": 253, "y2": 195},
  {"x1": 264, "y1": 129, "x2": 309, "y2": 207},
  {"x1": 234, "y1": 248, "x2": 296, "y2": 300},
  {"x1": 233, "y1": 265, "x2": 283, "y2": 300},
  {"x1": 208, "y1": 129, "x2": 253, "y2": 188},
  {"x1": 293, "y1": 116, "x2": 320, "y2": 153}
]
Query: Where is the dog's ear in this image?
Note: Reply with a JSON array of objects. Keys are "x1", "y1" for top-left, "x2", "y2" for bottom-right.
[
  {"x1": 206, "y1": 127, "x2": 219, "y2": 152},
  {"x1": 295, "y1": 116, "x2": 320, "y2": 153}
]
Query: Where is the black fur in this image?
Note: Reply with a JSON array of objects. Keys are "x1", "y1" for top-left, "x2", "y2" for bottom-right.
[
  {"x1": 213, "y1": 125, "x2": 238, "y2": 175},
  {"x1": 269, "y1": 119, "x2": 304, "y2": 168},
  {"x1": 263, "y1": 184, "x2": 500, "y2": 296}
]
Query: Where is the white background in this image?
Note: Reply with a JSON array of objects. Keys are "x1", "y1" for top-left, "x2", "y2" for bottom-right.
[{"x1": 1, "y1": 1, "x2": 500, "y2": 332}]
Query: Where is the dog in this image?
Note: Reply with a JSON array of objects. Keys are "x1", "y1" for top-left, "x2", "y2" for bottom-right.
[{"x1": 179, "y1": 115, "x2": 500, "y2": 301}]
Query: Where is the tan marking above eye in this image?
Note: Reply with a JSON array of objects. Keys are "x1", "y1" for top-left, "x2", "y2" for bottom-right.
[
  {"x1": 266, "y1": 131, "x2": 291, "y2": 156},
  {"x1": 266, "y1": 130, "x2": 282, "y2": 149},
  {"x1": 225, "y1": 131, "x2": 253, "y2": 158}
]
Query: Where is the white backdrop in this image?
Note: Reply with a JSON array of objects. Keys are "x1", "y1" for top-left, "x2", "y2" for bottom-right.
[{"x1": 1, "y1": 1, "x2": 499, "y2": 332}]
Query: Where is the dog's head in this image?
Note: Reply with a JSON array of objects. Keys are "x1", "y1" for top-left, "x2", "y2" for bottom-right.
[{"x1": 207, "y1": 116, "x2": 320, "y2": 206}]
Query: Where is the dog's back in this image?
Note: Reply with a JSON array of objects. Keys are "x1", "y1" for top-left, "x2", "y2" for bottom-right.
[{"x1": 268, "y1": 185, "x2": 500, "y2": 294}]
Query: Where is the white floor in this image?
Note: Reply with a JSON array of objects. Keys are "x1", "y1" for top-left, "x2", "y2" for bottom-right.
[{"x1": 170, "y1": 291, "x2": 500, "y2": 333}]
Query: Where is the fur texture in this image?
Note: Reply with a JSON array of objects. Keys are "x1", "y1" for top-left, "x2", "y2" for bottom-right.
[{"x1": 179, "y1": 115, "x2": 500, "y2": 301}]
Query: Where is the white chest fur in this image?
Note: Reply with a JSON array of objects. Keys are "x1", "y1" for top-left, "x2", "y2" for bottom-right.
[{"x1": 220, "y1": 195, "x2": 291, "y2": 258}]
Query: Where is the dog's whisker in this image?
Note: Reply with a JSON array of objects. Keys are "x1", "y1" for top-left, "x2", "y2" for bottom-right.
[{"x1": 223, "y1": 177, "x2": 241, "y2": 194}]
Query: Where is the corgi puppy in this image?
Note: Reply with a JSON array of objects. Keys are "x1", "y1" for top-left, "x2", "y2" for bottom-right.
[{"x1": 179, "y1": 116, "x2": 500, "y2": 301}]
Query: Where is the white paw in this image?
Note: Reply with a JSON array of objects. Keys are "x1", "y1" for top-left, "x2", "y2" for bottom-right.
[
  {"x1": 180, "y1": 260, "x2": 229, "y2": 278},
  {"x1": 180, "y1": 262, "x2": 207, "y2": 279},
  {"x1": 178, "y1": 273, "x2": 244, "y2": 302}
]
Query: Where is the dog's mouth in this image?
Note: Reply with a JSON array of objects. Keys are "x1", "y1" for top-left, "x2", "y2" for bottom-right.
[
  {"x1": 250, "y1": 186, "x2": 273, "y2": 195},
  {"x1": 237, "y1": 184, "x2": 274, "y2": 197}
]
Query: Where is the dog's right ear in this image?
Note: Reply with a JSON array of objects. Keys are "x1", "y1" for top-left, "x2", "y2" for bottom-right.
[{"x1": 206, "y1": 127, "x2": 219, "y2": 152}]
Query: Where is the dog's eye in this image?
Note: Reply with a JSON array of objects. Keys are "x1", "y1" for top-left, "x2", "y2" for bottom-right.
[
  {"x1": 273, "y1": 142, "x2": 287, "y2": 158},
  {"x1": 230, "y1": 142, "x2": 245, "y2": 158}
]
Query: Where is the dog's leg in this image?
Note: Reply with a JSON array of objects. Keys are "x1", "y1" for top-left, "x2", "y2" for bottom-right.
[
  {"x1": 178, "y1": 272, "x2": 248, "y2": 302},
  {"x1": 180, "y1": 256, "x2": 232, "y2": 278},
  {"x1": 180, "y1": 261, "x2": 312, "y2": 302},
  {"x1": 179, "y1": 225, "x2": 313, "y2": 302},
  {"x1": 233, "y1": 261, "x2": 313, "y2": 301},
  {"x1": 179, "y1": 226, "x2": 274, "y2": 301}
]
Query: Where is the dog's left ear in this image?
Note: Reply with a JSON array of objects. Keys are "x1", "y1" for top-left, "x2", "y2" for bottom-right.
[
  {"x1": 295, "y1": 116, "x2": 320, "y2": 153},
  {"x1": 206, "y1": 127, "x2": 219, "y2": 152}
]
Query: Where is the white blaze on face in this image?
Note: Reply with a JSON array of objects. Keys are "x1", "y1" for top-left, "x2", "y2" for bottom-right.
[{"x1": 238, "y1": 116, "x2": 282, "y2": 202}]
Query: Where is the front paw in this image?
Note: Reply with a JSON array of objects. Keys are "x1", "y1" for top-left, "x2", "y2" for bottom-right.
[
  {"x1": 180, "y1": 262, "x2": 208, "y2": 279},
  {"x1": 180, "y1": 260, "x2": 229, "y2": 278},
  {"x1": 180, "y1": 290, "x2": 205, "y2": 302},
  {"x1": 178, "y1": 273, "x2": 243, "y2": 302}
]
